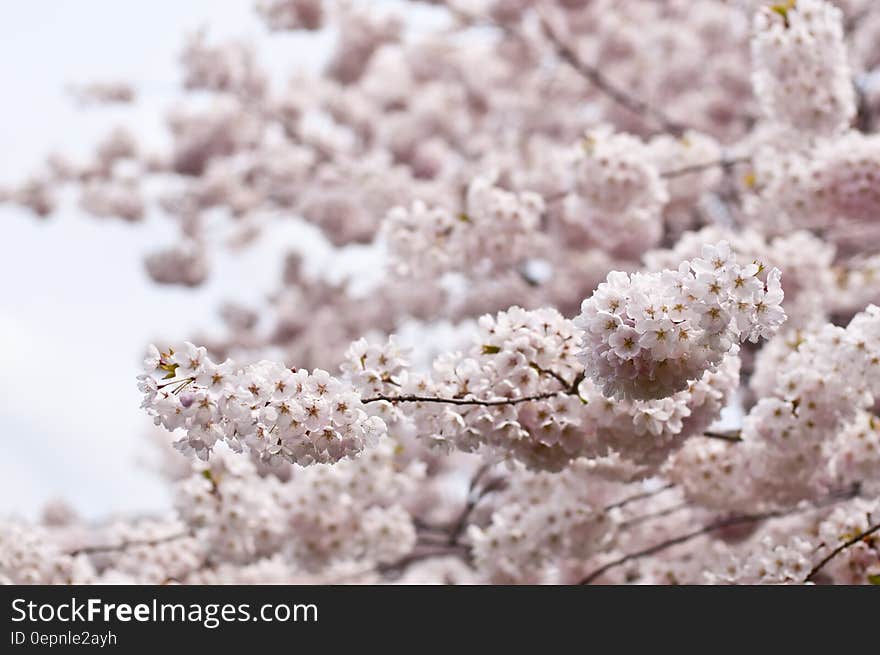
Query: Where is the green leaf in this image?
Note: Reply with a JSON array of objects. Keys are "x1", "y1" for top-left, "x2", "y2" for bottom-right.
[
  {"x1": 868, "y1": 574, "x2": 880, "y2": 585},
  {"x1": 581, "y1": 134, "x2": 596, "y2": 153},
  {"x1": 159, "y1": 361, "x2": 179, "y2": 379},
  {"x1": 770, "y1": 1, "x2": 796, "y2": 27},
  {"x1": 457, "y1": 212, "x2": 471, "y2": 223},
  {"x1": 481, "y1": 345, "x2": 501, "y2": 354}
]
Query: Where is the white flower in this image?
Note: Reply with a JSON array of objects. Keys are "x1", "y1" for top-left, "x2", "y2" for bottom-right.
[
  {"x1": 143, "y1": 345, "x2": 162, "y2": 372},
  {"x1": 173, "y1": 342, "x2": 208, "y2": 377},
  {"x1": 575, "y1": 242, "x2": 785, "y2": 400},
  {"x1": 609, "y1": 325, "x2": 641, "y2": 360},
  {"x1": 140, "y1": 351, "x2": 386, "y2": 467}
]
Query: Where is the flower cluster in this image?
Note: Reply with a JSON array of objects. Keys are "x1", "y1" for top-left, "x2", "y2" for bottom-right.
[
  {"x1": 830, "y1": 253, "x2": 880, "y2": 316},
  {"x1": 144, "y1": 242, "x2": 209, "y2": 287},
  {"x1": 670, "y1": 305, "x2": 880, "y2": 510},
  {"x1": 393, "y1": 306, "x2": 585, "y2": 470},
  {"x1": 174, "y1": 439, "x2": 420, "y2": 573},
  {"x1": 383, "y1": 174, "x2": 544, "y2": 277},
  {"x1": 175, "y1": 453, "x2": 287, "y2": 565},
  {"x1": 68, "y1": 80, "x2": 135, "y2": 105},
  {"x1": 561, "y1": 130, "x2": 667, "y2": 259},
  {"x1": 348, "y1": 299, "x2": 740, "y2": 475},
  {"x1": 751, "y1": 0, "x2": 855, "y2": 137},
  {"x1": 809, "y1": 499, "x2": 880, "y2": 584},
  {"x1": 709, "y1": 498, "x2": 880, "y2": 585},
  {"x1": 833, "y1": 412, "x2": 880, "y2": 496},
  {"x1": 575, "y1": 241, "x2": 785, "y2": 400},
  {"x1": 645, "y1": 226, "x2": 835, "y2": 329},
  {"x1": 469, "y1": 463, "x2": 618, "y2": 584},
  {"x1": 0, "y1": 523, "x2": 92, "y2": 585},
  {"x1": 139, "y1": 343, "x2": 386, "y2": 465},
  {"x1": 180, "y1": 31, "x2": 267, "y2": 99},
  {"x1": 752, "y1": 133, "x2": 880, "y2": 256},
  {"x1": 256, "y1": 0, "x2": 323, "y2": 31},
  {"x1": 581, "y1": 354, "x2": 741, "y2": 476},
  {"x1": 279, "y1": 441, "x2": 421, "y2": 571},
  {"x1": 78, "y1": 178, "x2": 144, "y2": 222},
  {"x1": 84, "y1": 520, "x2": 202, "y2": 584},
  {"x1": 647, "y1": 131, "x2": 723, "y2": 236}
]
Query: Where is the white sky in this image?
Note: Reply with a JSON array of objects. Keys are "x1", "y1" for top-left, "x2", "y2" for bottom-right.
[
  {"x1": 0, "y1": 0, "x2": 340, "y2": 520},
  {"x1": 0, "y1": 0, "x2": 442, "y2": 521}
]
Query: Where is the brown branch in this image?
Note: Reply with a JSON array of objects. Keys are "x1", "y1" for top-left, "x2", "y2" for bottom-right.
[
  {"x1": 377, "y1": 544, "x2": 471, "y2": 577},
  {"x1": 804, "y1": 520, "x2": 880, "y2": 583},
  {"x1": 363, "y1": 390, "x2": 562, "y2": 407},
  {"x1": 702, "y1": 429, "x2": 743, "y2": 443},
  {"x1": 579, "y1": 511, "x2": 782, "y2": 584},
  {"x1": 580, "y1": 485, "x2": 861, "y2": 584},
  {"x1": 427, "y1": 0, "x2": 692, "y2": 137},
  {"x1": 542, "y1": 156, "x2": 751, "y2": 208},
  {"x1": 447, "y1": 465, "x2": 507, "y2": 546},
  {"x1": 537, "y1": 13, "x2": 687, "y2": 136},
  {"x1": 660, "y1": 156, "x2": 752, "y2": 179},
  {"x1": 68, "y1": 532, "x2": 190, "y2": 557},
  {"x1": 619, "y1": 503, "x2": 690, "y2": 529},
  {"x1": 855, "y1": 79, "x2": 876, "y2": 134},
  {"x1": 364, "y1": 370, "x2": 585, "y2": 408},
  {"x1": 604, "y1": 483, "x2": 676, "y2": 511},
  {"x1": 156, "y1": 376, "x2": 195, "y2": 390},
  {"x1": 532, "y1": 365, "x2": 571, "y2": 389},
  {"x1": 386, "y1": 465, "x2": 509, "y2": 578}
]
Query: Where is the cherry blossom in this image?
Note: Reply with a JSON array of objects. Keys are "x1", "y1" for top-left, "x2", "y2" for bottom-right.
[{"x1": 3, "y1": 0, "x2": 880, "y2": 586}]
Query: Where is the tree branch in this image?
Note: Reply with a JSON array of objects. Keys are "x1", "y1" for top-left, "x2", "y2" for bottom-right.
[
  {"x1": 363, "y1": 390, "x2": 562, "y2": 407},
  {"x1": 660, "y1": 156, "x2": 752, "y2": 179},
  {"x1": 68, "y1": 532, "x2": 190, "y2": 557},
  {"x1": 580, "y1": 485, "x2": 861, "y2": 584},
  {"x1": 579, "y1": 511, "x2": 781, "y2": 584},
  {"x1": 536, "y1": 13, "x2": 688, "y2": 136},
  {"x1": 804, "y1": 520, "x2": 880, "y2": 583},
  {"x1": 603, "y1": 483, "x2": 676, "y2": 511},
  {"x1": 377, "y1": 543, "x2": 472, "y2": 577},
  {"x1": 702, "y1": 429, "x2": 743, "y2": 443},
  {"x1": 618, "y1": 503, "x2": 689, "y2": 530},
  {"x1": 364, "y1": 370, "x2": 585, "y2": 407},
  {"x1": 447, "y1": 464, "x2": 507, "y2": 546}
]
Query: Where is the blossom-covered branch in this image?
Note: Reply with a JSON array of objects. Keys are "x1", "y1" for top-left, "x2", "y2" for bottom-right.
[{"x1": 4, "y1": 0, "x2": 880, "y2": 587}]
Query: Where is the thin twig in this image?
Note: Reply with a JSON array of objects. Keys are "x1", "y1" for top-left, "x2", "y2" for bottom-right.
[
  {"x1": 580, "y1": 511, "x2": 784, "y2": 584},
  {"x1": 532, "y1": 365, "x2": 571, "y2": 389},
  {"x1": 68, "y1": 532, "x2": 190, "y2": 557},
  {"x1": 364, "y1": 370, "x2": 585, "y2": 408},
  {"x1": 537, "y1": 12, "x2": 687, "y2": 136},
  {"x1": 804, "y1": 520, "x2": 880, "y2": 583},
  {"x1": 447, "y1": 464, "x2": 505, "y2": 546},
  {"x1": 542, "y1": 156, "x2": 750, "y2": 206},
  {"x1": 854, "y1": 79, "x2": 876, "y2": 134},
  {"x1": 377, "y1": 544, "x2": 471, "y2": 577},
  {"x1": 660, "y1": 156, "x2": 752, "y2": 179},
  {"x1": 604, "y1": 483, "x2": 676, "y2": 511},
  {"x1": 703, "y1": 430, "x2": 744, "y2": 443},
  {"x1": 156, "y1": 376, "x2": 195, "y2": 390},
  {"x1": 580, "y1": 485, "x2": 861, "y2": 584},
  {"x1": 619, "y1": 503, "x2": 690, "y2": 530},
  {"x1": 363, "y1": 391, "x2": 563, "y2": 407}
]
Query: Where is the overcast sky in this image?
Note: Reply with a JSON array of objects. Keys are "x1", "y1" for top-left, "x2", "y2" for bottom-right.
[
  {"x1": 0, "y1": 0, "x2": 344, "y2": 520},
  {"x1": 0, "y1": 0, "x2": 444, "y2": 521}
]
